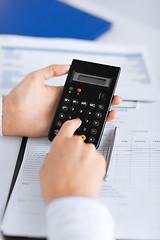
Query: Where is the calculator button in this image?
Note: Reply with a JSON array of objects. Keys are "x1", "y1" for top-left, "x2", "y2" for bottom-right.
[
  {"x1": 101, "y1": 93, "x2": 107, "y2": 101},
  {"x1": 99, "y1": 93, "x2": 106, "y2": 101},
  {"x1": 86, "y1": 110, "x2": 93, "y2": 116},
  {"x1": 98, "y1": 104, "x2": 105, "y2": 110},
  {"x1": 59, "y1": 113, "x2": 66, "y2": 119},
  {"x1": 73, "y1": 99, "x2": 79, "y2": 105},
  {"x1": 98, "y1": 93, "x2": 103, "y2": 100},
  {"x1": 64, "y1": 97, "x2": 71, "y2": 103},
  {"x1": 54, "y1": 129, "x2": 59, "y2": 135},
  {"x1": 88, "y1": 136, "x2": 95, "y2": 143},
  {"x1": 89, "y1": 103, "x2": 96, "y2": 108},
  {"x1": 69, "y1": 86, "x2": 73, "y2": 91},
  {"x1": 78, "y1": 109, "x2": 84, "y2": 114},
  {"x1": 81, "y1": 101, "x2": 88, "y2": 107},
  {"x1": 102, "y1": 93, "x2": 107, "y2": 101},
  {"x1": 93, "y1": 120, "x2": 100, "y2": 126},
  {"x1": 67, "y1": 115, "x2": 72, "y2": 120},
  {"x1": 81, "y1": 135, "x2": 86, "y2": 141},
  {"x1": 84, "y1": 119, "x2": 90, "y2": 124},
  {"x1": 95, "y1": 112, "x2": 102, "y2": 118},
  {"x1": 56, "y1": 121, "x2": 62, "y2": 128},
  {"x1": 91, "y1": 128, "x2": 97, "y2": 135},
  {"x1": 61, "y1": 105, "x2": 68, "y2": 111},
  {"x1": 82, "y1": 126, "x2": 88, "y2": 132},
  {"x1": 77, "y1": 88, "x2": 81, "y2": 93},
  {"x1": 70, "y1": 107, "x2": 76, "y2": 112}
]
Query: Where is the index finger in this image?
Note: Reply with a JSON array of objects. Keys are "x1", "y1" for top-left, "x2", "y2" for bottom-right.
[{"x1": 57, "y1": 119, "x2": 82, "y2": 138}]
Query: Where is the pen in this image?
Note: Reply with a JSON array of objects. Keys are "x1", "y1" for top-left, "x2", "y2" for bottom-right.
[
  {"x1": 104, "y1": 127, "x2": 117, "y2": 180},
  {"x1": 122, "y1": 99, "x2": 155, "y2": 103},
  {"x1": 112, "y1": 99, "x2": 155, "y2": 110}
]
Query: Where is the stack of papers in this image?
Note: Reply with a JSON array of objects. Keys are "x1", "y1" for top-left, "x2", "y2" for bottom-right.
[{"x1": 0, "y1": 35, "x2": 160, "y2": 239}]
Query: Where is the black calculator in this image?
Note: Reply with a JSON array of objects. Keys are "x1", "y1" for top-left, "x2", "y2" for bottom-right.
[{"x1": 48, "y1": 59, "x2": 120, "y2": 148}]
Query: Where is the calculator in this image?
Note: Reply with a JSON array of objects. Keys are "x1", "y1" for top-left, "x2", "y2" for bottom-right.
[{"x1": 48, "y1": 59, "x2": 120, "y2": 148}]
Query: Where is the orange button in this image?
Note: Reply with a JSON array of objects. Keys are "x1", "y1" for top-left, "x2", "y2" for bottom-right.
[
  {"x1": 77, "y1": 88, "x2": 81, "y2": 93},
  {"x1": 81, "y1": 135, "x2": 86, "y2": 141}
]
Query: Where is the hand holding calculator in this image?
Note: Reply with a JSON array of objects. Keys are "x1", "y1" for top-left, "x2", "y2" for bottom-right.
[{"x1": 48, "y1": 59, "x2": 120, "y2": 148}]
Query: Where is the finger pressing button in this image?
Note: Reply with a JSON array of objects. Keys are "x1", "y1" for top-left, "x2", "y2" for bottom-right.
[{"x1": 81, "y1": 135, "x2": 86, "y2": 141}]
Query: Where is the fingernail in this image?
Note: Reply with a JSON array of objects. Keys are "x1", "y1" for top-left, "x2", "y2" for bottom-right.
[
  {"x1": 76, "y1": 118, "x2": 81, "y2": 121},
  {"x1": 66, "y1": 65, "x2": 70, "y2": 70},
  {"x1": 76, "y1": 118, "x2": 82, "y2": 123}
]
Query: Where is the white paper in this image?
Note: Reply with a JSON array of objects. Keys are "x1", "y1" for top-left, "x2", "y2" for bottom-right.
[
  {"x1": 1, "y1": 138, "x2": 50, "y2": 237},
  {"x1": 0, "y1": 35, "x2": 159, "y2": 101},
  {"x1": 2, "y1": 128, "x2": 160, "y2": 238},
  {"x1": 100, "y1": 129, "x2": 160, "y2": 239},
  {"x1": 1, "y1": 129, "x2": 113, "y2": 238},
  {"x1": 1, "y1": 103, "x2": 160, "y2": 239}
]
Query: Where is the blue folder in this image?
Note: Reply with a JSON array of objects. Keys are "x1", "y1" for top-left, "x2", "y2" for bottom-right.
[{"x1": 0, "y1": 0, "x2": 112, "y2": 40}]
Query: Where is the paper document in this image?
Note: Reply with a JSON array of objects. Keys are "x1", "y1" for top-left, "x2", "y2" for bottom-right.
[
  {"x1": 1, "y1": 138, "x2": 50, "y2": 237},
  {"x1": 1, "y1": 125, "x2": 160, "y2": 239},
  {"x1": 100, "y1": 129, "x2": 160, "y2": 239},
  {"x1": 1, "y1": 128, "x2": 113, "y2": 238},
  {"x1": 0, "y1": 35, "x2": 159, "y2": 100},
  {"x1": 2, "y1": 100, "x2": 160, "y2": 238}
]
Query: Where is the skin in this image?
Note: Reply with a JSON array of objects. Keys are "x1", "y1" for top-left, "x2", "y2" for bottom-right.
[
  {"x1": 2, "y1": 65, "x2": 69, "y2": 137},
  {"x1": 2, "y1": 64, "x2": 122, "y2": 203},
  {"x1": 40, "y1": 119, "x2": 106, "y2": 203}
]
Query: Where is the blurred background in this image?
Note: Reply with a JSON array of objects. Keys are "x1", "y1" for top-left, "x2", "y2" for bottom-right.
[
  {"x1": 62, "y1": 0, "x2": 160, "y2": 86},
  {"x1": 80, "y1": 0, "x2": 160, "y2": 30}
]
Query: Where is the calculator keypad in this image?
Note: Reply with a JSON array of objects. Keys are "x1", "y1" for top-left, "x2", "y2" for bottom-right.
[{"x1": 50, "y1": 85, "x2": 107, "y2": 146}]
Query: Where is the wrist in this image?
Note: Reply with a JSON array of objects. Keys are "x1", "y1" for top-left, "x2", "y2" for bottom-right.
[
  {"x1": 42, "y1": 184, "x2": 98, "y2": 204},
  {"x1": 2, "y1": 95, "x2": 18, "y2": 135}
]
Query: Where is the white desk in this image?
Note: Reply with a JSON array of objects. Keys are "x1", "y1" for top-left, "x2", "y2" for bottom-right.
[{"x1": 0, "y1": 1, "x2": 160, "y2": 239}]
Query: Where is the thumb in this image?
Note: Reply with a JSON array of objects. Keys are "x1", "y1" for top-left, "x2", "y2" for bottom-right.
[
  {"x1": 34, "y1": 65, "x2": 70, "y2": 82},
  {"x1": 58, "y1": 119, "x2": 82, "y2": 138}
]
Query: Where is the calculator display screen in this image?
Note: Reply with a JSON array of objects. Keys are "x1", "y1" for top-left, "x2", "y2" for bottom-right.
[{"x1": 72, "y1": 72, "x2": 111, "y2": 87}]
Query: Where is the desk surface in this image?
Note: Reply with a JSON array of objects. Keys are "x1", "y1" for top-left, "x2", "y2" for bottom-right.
[{"x1": 0, "y1": 1, "x2": 160, "y2": 239}]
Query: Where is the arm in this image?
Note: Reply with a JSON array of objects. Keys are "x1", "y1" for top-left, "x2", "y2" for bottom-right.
[
  {"x1": 46, "y1": 197, "x2": 114, "y2": 240},
  {"x1": 40, "y1": 119, "x2": 115, "y2": 240}
]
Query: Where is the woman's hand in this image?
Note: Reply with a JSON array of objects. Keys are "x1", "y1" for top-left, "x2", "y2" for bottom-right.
[
  {"x1": 2, "y1": 65, "x2": 69, "y2": 137},
  {"x1": 2, "y1": 65, "x2": 122, "y2": 137},
  {"x1": 40, "y1": 119, "x2": 106, "y2": 203}
]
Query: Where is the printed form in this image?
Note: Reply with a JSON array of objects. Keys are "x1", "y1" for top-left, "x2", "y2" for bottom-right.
[
  {"x1": 1, "y1": 126, "x2": 160, "y2": 239},
  {"x1": 1, "y1": 36, "x2": 160, "y2": 239},
  {"x1": 0, "y1": 35, "x2": 159, "y2": 100}
]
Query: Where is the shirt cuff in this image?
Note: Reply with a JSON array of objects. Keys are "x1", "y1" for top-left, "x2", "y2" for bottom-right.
[
  {"x1": 46, "y1": 196, "x2": 115, "y2": 240},
  {"x1": 0, "y1": 95, "x2": 3, "y2": 136}
]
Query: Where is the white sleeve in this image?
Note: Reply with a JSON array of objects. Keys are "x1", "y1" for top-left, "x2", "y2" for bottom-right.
[
  {"x1": 46, "y1": 196, "x2": 115, "y2": 240},
  {"x1": 0, "y1": 95, "x2": 3, "y2": 136}
]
